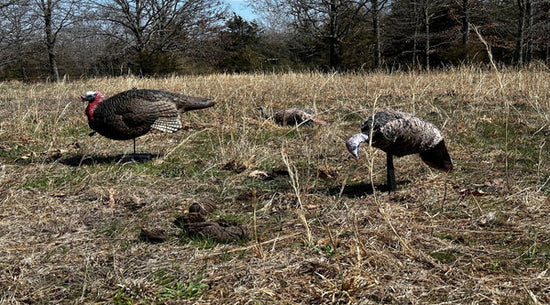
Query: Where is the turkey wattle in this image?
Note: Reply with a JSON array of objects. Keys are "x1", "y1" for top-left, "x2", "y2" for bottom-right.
[{"x1": 82, "y1": 88, "x2": 215, "y2": 156}]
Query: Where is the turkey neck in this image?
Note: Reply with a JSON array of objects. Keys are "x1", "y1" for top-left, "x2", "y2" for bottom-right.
[{"x1": 85, "y1": 98, "x2": 103, "y2": 121}]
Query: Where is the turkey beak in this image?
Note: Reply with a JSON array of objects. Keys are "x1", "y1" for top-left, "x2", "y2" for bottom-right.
[
  {"x1": 346, "y1": 133, "x2": 368, "y2": 159},
  {"x1": 346, "y1": 141, "x2": 360, "y2": 159}
]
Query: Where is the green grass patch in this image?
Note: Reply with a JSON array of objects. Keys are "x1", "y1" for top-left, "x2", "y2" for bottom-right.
[
  {"x1": 97, "y1": 220, "x2": 127, "y2": 238},
  {"x1": 158, "y1": 278, "x2": 208, "y2": 300},
  {"x1": 430, "y1": 250, "x2": 461, "y2": 264},
  {"x1": 21, "y1": 166, "x2": 89, "y2": 191},
  {"x1": 112, "y1": 289, "x2": 134, "y2": 305},
  {"x1": 0, "y1": 144, "x2": 33, "y2": 162},
  {"x1": 22, "y1": 176, "x2": 49, "y2": 189},
  {"x1": 178, "y1": 234, "x2": 219, "y2": 249}
]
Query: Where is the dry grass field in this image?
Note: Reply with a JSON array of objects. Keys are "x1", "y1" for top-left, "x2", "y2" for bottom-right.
[{"x1": 0, "y1": 69, "x2": 549, "y2": 304}]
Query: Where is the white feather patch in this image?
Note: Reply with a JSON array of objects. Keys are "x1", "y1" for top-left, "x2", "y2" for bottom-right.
[{"x1": 151, "y1": 117, "x2": 182, "y2": 133}]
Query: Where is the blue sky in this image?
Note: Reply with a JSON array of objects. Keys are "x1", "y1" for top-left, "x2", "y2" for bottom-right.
[{"x1": 225, "y1": 0, "x2": 257, "y2": 21}]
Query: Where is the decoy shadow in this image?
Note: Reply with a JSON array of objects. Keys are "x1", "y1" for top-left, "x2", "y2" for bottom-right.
[
  {"x1": 325, "y1": 182, "x2": 375, "y2": 198},
  {"x1": 324, "y1": 181, "x2": 409, "y2": 198},
  {"x1": 59, "y1": 153, "x2": 162, "y2": 166}
]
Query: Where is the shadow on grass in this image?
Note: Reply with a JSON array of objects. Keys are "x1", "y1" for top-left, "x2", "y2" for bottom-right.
[
  {"x1": 59, "y1": 153, "x2": 162, "y2": 166},
  {"x1": 323, "y1": 181, "x2": 409, "y2": 198},
  {"x1": 325, "y1": 182, "x2": 374, "y2": 198}
]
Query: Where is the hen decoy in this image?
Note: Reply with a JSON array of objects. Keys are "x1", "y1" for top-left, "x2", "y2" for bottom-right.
[{"x1": 346, "y1": 109, "x2": 453, "y2": 191}]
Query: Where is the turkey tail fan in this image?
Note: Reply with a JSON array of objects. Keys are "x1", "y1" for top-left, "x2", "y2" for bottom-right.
[
  {"x1": 178, "y1": 98, "x2": 215, "y2": 112},
  {"x1": 419, "y1": 140, "x2": 454, "y2": 172}
]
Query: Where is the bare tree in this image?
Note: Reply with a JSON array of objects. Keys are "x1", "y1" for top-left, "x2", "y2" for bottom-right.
[
  {"x1": 32, "y1": 0, "x2": 80, "y2": 82},
  {"x1": 461, "y1": 0, "x2": 470, "y2": 45},
  {"x1": 371, "y1": 0, "x2": 389, "y2": 68},
  {"x1": 251, "y1": 0, "x2": 370, "y2": 69},
  {"x1": 514, "y1": 0, "x2": 541, "y2": 66},
  {"x1": 531, "y1": 1, "x2": 550, "y2": 64},
  {"x1": 0, "y1": 0, "x2": 39, "y2": 80},
  {"x1": 385, "y1": 0, "x2": 421, "y2": 68},
  {"x1": 385, "y1": 0, "x2": 447, "y2": 69},
  {"x1": 390, "y1": 0, "x2": 445, "y2": 70},
  {"x1": 91, "y1": 0, "x2": 226, "y2": 74},
  {"x1": 456, "y1": 0, "x2": 483, "y2": 46},
  {"x1": 515, "y1": 0, "x2": 528, "y2": 65},
  {"x1": 419, "y1": 0, "x2": 447, "y2": 70}
]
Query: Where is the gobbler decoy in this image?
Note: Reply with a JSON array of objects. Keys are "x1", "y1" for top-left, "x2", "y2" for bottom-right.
[{"x1": 82, "y1": 88, "x2": 215, "y2": 158}]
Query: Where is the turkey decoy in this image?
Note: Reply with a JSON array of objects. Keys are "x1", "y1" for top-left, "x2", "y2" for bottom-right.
[
  {"x1": 346, "y1": 109, "x2": 453, "y2": 192},
  {"x1": 82, "y1": 88, "x2": 215, "y2": 159}
]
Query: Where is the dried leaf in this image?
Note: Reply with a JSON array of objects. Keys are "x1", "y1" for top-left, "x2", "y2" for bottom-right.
[
  {"x1": 317, "y1": 168, "x2": 335, "y2": 180},
  {"x1": 458, "y1": 188, "x2": 486, "y2": 196},
  {"x1": 249, "y1": 170, "x2": 269, "y2": 179},
  {"x1": 106, "y1": 188, "x2": 117, "y2": 207},
  {"x1": 131, "y1": 195, "x2": 141, "y2": 204},
  {"x1": 305, "y1": 204, "x2": 318, "y2": 210}
]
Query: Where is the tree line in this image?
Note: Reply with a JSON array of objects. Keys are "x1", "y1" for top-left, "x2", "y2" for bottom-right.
[{"x1": 0, "y1": 0, "x2": 547, "y2": 81}]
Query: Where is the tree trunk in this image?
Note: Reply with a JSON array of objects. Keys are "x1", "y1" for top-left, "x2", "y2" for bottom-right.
[
  {"x1": 412, "y1": 1, "x2": 419, "y2": 68},
  {"x1": 461, "y1": 0, "x2": 469, "y2": 45},
  {"x1": 372, "y1": 0, "x2": 381, "y2": 68},
  {"x1": 18, "y1": 53, "x2": 27, "y2": 81},
  {"x1": 47, "y1": 44, "x2": 60, "y2": 82},
  {"x1": 525, "y1": 0, "x2": 533, "y2": 63},
  {"x1": 328, "y1": 36, "x2": 340, "y2": 69},
  {"x1": 423, "y1": 2, "x2": 430, "y2": 70},
  {"x1": 328, "y1": 0, "x2": 340, "y2": 69},
  {"x1": 15, "y1": 39, "x2": 28, "y2": 81},
  {"x1": 515, "y1": 0, "x2": 526, "y2": 66},
  {"x1": 42, "y1": 0, "x2": 59, "y2": 82}
]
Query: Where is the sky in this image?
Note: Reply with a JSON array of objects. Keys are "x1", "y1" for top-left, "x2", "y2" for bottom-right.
[{"x1": 225, "y1": 0, "x2": 258, "y2": 21}]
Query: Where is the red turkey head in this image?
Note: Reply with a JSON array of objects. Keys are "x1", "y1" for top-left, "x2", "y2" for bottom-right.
[{"x1": 83, "y1": 91, "x2": 105, "y2": 122}]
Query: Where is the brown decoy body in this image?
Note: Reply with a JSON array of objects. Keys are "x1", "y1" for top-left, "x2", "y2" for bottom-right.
[{"x1": 346, "y1": 109, "x2": 453, "y2": 191}]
